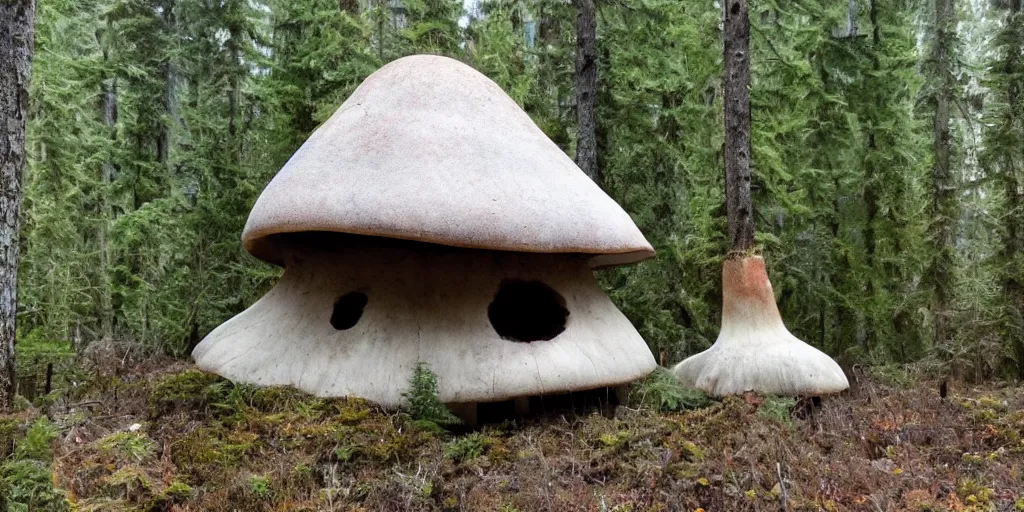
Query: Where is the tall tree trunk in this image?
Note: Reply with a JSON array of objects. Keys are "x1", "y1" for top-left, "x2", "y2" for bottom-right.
[
  {"x1": 158, "y1": 3, "x2": 177, "y2": 167},
  {"x1": 930, "y1": 0, "x2": 957, "y2": 354},
  {"x1": 227, "y1": 38, "x2": 240, "y2": 161},
  {"x1": 861, "y1": 0, "x2": 883, "y2": 352},
  {"x1": 339, "y1": 0, "x2": 359, "y2": 13},
  {"x1": 0, "y1": 0, "x2": 36, "y2": 410},
  {"x1": 575, "y1": 0, "x2": 599, "y2": 183},
  {"x1": 845, "y1": 0, "x2": 858, "y2": 37},
  {"x1": 99, "y1": 75, "x2": 118, "y2": 341},
  {"x1": 377, "y1": 0, "x2": 386, "y2": 62},
  {"x1": 1002, "y1": 0, "x2": 1023, "y2": 378},
  {"x1": 723, "y1": 0, "x2": 754, "y2": 253}
]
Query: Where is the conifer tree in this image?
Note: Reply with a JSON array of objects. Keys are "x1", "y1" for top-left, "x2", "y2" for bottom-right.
[
  {"x1": 925, "y1": 0, "x2": 962, "y2": 356},
  {"x1": 983, "y1": 0, "x2": 1024, "y2": 377},
  {"x1": 574, "y1": 0, "x2": 598, "y2": 182},
  {"x1": 0, "y1": 0, "x2": 36, "y2": 409}
]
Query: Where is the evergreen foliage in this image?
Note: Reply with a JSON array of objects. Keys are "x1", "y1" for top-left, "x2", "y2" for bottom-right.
[
  {"x1": 0, "y1": 418, "x2": 70, "y2": 511},
  {"x1": 402, "y1": 362, "x2": 461, "y2": 428},
  {"x1": 982, "y1": 0, "x2": 1024, "y2": 378},
  {"x1": 13, "y1": 0, "x2": 1024, "y2": 382},
  {"x1": 631, "y1": 367, "x2": 713, "y2": 413}
]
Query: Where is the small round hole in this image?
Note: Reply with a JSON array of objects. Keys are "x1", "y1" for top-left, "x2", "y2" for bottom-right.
[
  {"x1": 488, "y1": 280, "x2": 568, "y2": 342},
  {"x1": 331, "y1": 291, "x2": 368, "y2": 330}
]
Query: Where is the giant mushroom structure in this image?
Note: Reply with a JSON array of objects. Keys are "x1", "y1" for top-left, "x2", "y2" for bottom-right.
[{"x1": 192, "y1": 55, "x2": 658, "y2": 418}]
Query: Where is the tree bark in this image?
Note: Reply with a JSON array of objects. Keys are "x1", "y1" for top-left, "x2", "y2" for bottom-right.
[
  {"x1": 860, "y1": 0, "x2": 882, "y2": 352},
  {"x1": 723, "y1": 0, "x2": 754, "y2": 253},
  {"x1": 930, "y1": 0, "x2": 957, "y2": 352},
  {"x1": 864, "y1": 0, "x2": 880, "y2": 274},
  {"x1": 0, "y1": 0, "x2": 36, "y2": 410},
  {"x1": 99, "y1": 73, "x2": 117, "y2": 342},
  {"x1": 158, "y1": 2, "x2": 177, "y2": 167},
  {"x1": 1002, "y1": 0, "x2": 1023, "y2": 378},
  {"x1": 575, "y1": 0, "x2": 599, "y2": 183},
  {"x1": 845, "y1": 0, "x2": 858, "y2": 37}
]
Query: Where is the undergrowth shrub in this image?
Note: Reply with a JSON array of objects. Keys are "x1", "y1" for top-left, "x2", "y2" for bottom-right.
[
  {"x1": 0, "y1": 418, "x2": 71, "y2": 512},
  {"x1": 402, "y1": 362, "x2": 460, "y2": 429},
  {"x1": 631, "y1": 367, "x2": 713, "y2": 412},
  {"x1": 14, "y1": 329, "x2": 78, "y2": 405}
]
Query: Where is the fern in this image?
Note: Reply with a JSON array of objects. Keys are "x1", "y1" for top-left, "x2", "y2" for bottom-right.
[
  {"x1": 632, "y1": 367, "x2": 713, "y2": 413},
  {"x1": 0, "y1": 418, "x2": 71, "y2": 512}
]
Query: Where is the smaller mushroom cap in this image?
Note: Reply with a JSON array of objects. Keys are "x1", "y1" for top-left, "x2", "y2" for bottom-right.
[
  {"x1": 243, "y1": 55, "x2": 654, "y2": 268},
  {"x1": 673, "y1": 256, "x2": 849, "y2": 397}
]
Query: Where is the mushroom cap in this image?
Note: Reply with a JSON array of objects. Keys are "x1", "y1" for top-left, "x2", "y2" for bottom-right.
[
  {"x1": 673, "y1": 256, "x2": 849, "y2": 397},
  {"x1": 243, "y1": 55, "x2": 654, "y2": 267}
]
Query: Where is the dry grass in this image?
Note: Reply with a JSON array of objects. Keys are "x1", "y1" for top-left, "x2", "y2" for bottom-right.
[{"x1": 3, "y1": 359, "x2": 1023, "y2": 512}]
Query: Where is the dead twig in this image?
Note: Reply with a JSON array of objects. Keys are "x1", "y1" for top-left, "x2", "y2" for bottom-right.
[{"x1": 776, "y1": 462, "x2": 789, "y2": 512}]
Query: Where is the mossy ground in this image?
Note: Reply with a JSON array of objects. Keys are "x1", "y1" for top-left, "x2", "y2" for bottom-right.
[{"x1": 2, "y1": 359, "x2": 1023, "y2": 511}]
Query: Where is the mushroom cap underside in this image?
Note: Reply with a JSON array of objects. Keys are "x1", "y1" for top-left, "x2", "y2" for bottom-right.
[
  {"x1": 192, "y1": 241, "x2": 657, "y2": 407},
  {"x1": 243, "y1": 54, "x2": 654, "y2": 268}
]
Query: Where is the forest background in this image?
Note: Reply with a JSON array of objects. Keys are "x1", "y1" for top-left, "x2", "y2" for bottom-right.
[{"x1": 14, "y1": 0, "x2": 1024, "y2": 388}]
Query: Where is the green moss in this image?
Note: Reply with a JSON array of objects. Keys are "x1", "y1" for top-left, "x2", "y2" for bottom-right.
[
  {"x1": 148, "y1": 370, "x2": 232, "y2": 418},
  {"x1": 334, "y1": 442, "x2": 362, "y2": 463},
  {"x1": 144, "y1": 480, "x2": 194, "y2": 510},
  {"x1": 164, "y1": 480, "x2": 194, "y2": 500},
  {"x1": 961, "y1": 452, "x2": 985, "y2": 468},
  {"x1": 758, "y1": 396, "x2": 797, "y2": 427},
  {"x1": 444, "y1": 433, "x2": 492, "y2": 463},
  {"x1": 957, "y1": 478, "x2": 995, "y2": 507},
  {"x1": 15, "y1": 417, "x2": 58, "y2": 462},
  {"x1": 170, "y1": 426, "x2": 260, "y2": 483},
  {"x1": 366, "y1": 429, "x2": 425, "y2": 463},
  {"x1": 977, "y1": 396, "x2": 1006, "y2": 411},
  {"x1": 597, "y1": 430, "x2": 630, "y2": 449},
  {"x1": 0, "y1": 459, "x2": 72, "y2": 512},
  {"x1": 0, "y1": 417, "x2": 23, "y2": 460},
  {"x1": 98, "y1": 431, "x2": 157, "y2": 463},
  {"x1": 248, "y1": 474, "x2": 272, "y2": 500},
  {"x1": 974, "y1": 408, "x2": 999, "y2": 422},
  {"x1": 678, "y1": 440, "x2": 704, "y2": 461},
  {"x1": 250, "y1": 386, "x2": 320, "y2": 415},
  {"x1": 102, "y1": 465, "x2": 153, "y2": 502},
  {"x1": 329, "y1": 397, "x2": 373, "y2": 424},
  {"x1": 1, "y1": 418, "x2": 71, "y2": 512}
]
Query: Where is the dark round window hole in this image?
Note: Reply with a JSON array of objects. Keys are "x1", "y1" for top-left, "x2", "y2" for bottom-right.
[
  {"x1": 488, "y1": 279, "x2": 568, "y2": 342},
  {"x1": 331, "y1": 291, "x2": 368, "y2": 330}
]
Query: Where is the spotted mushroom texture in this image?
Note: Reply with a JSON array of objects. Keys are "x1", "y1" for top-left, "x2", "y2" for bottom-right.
[
  {"x1": 673, "y1": 256, "x2": 849, "y2": 397},
  {"x1": 192, "y1": 55, "x2": 657, "y2": 407}
]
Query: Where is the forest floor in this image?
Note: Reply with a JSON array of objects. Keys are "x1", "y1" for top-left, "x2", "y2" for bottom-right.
[{"x1": 2, "y1": 350, "x2": 1023, "y2": 512}]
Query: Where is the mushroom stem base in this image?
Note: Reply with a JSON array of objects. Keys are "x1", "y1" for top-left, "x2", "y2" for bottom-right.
[{"x1": 672, "y1": 256, "x2": 848, "y2": 397}]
